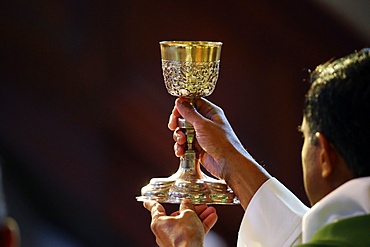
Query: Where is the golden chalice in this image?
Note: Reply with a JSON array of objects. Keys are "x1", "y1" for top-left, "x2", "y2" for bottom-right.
[{"x1": 137, "y1": 41, "x2": 238, "y2": 204}]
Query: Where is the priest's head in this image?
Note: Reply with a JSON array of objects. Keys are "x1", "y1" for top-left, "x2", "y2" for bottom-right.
[{"x1": 300, "y1": 48, "x2": 370, "y2": 205}]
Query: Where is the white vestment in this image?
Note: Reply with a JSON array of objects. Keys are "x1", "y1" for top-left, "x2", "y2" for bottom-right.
[{"x1": 237, "y1": 177, "x2": 370, "y2": 247}]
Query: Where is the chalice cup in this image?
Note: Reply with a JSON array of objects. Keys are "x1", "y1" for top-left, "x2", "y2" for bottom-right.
[{"x1": 137, "y1": 41, "x2": 238, "y2": 204}]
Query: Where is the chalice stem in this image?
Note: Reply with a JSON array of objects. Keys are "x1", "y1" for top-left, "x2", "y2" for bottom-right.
[
  {"x1": 178, "y1": 117, "x2": 198, "y2": 173},
  {"x1": 179, "y1": 98, "x2": 196, "y2": 152}
]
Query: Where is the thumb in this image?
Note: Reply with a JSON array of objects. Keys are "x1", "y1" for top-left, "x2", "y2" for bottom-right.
[
  {"x1": 144, "y1": 201, "x2": 166, "y2": 221},
  {"x1": 176, "y1": 98, "x2": 204, "y2": 126},
  {"x1": 180, "y1": 198, "x2": 195, "y2": 212}
]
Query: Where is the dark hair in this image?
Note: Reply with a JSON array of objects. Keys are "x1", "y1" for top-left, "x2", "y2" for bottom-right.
[{"x1": 304, "y1": 48, "x2": 370, "y2": 177}]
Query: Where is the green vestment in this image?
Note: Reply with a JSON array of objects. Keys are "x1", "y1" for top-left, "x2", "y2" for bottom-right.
[{"x1": 297, "y1": 214, "x2": 370, "y2": 246}]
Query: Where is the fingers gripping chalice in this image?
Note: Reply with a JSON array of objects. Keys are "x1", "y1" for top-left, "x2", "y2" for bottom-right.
[{"x1": 136, "y1": 41, "x2": 238, "y2": 204}]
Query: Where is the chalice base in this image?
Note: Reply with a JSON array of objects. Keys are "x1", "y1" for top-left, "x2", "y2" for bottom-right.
[{"x1": 136, "y1": 151, "x2": 239, "y2": 205}]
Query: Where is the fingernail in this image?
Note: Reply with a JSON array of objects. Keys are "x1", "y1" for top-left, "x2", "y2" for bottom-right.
[
  {"x1": 180, "y1": 100, "x2": 191, "y2": 108},
  {"x1": 183, "y1": 198, "x2": 191, "y2": 203}
]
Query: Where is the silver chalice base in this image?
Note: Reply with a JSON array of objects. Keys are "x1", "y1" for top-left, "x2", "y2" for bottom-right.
[{"x1": 136, "y1": 151, "x2": 239, "y2": 205}]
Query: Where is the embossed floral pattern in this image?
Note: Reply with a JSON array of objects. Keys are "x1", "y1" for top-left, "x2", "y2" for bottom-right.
[{"x1": 162, "y1": 60, "x2": 220, "y2": 97}]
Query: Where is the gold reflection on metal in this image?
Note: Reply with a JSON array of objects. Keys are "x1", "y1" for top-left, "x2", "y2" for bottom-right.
[{"x1": 160, "y1": 41, "x2": 222, "y2": 62}]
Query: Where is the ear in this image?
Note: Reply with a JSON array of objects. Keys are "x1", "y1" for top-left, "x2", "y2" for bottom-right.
[
  {"x1": 0, "y1": 217, "x2": 20, "y2": 247},
  {"x1": 315, "y1": 132, "x2": 337, "y2": 179}
]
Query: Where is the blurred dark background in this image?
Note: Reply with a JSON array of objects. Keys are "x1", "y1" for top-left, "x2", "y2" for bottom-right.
[{"x1": 0, "y1": 0, "x2": 368, "y2": 246}]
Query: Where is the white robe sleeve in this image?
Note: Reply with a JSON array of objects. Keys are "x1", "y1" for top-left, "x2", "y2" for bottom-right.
[{"x1": 237, "y1": 178, "x2": 309, "y2": 247}]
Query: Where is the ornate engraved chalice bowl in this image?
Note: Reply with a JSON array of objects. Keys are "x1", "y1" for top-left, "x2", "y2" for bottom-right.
[{"x1": 136, "y1": 41, "x2": 239, "y2": 204}]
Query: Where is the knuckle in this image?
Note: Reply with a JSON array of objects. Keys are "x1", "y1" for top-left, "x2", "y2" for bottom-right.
[
  {"x1": 150, "y1": 221, "x2": 158, "y2": 233},
  {"x1": 182, "y1": 209, "x2": 196, "y2": 217}
]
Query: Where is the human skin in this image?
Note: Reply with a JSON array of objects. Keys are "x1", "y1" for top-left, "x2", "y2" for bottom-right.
[
  {"x1": 172, "y1": 98, "x2": 354, "y2": 207},
  {"x1": 299, "y1": 117, "x2": 354, "y2": 206},
  {"x1": 169, "y1": 97, "x2": 271, "y2": 210},
  {"x1": 143, "y1": 199, "x2": 217, "y2": 247},
  {"x1": 144, "y1": 97, "x2": 356, "y2": 246},
  {"x1": 143, "y1": 97, "x2": 271, "y2": 246}
]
